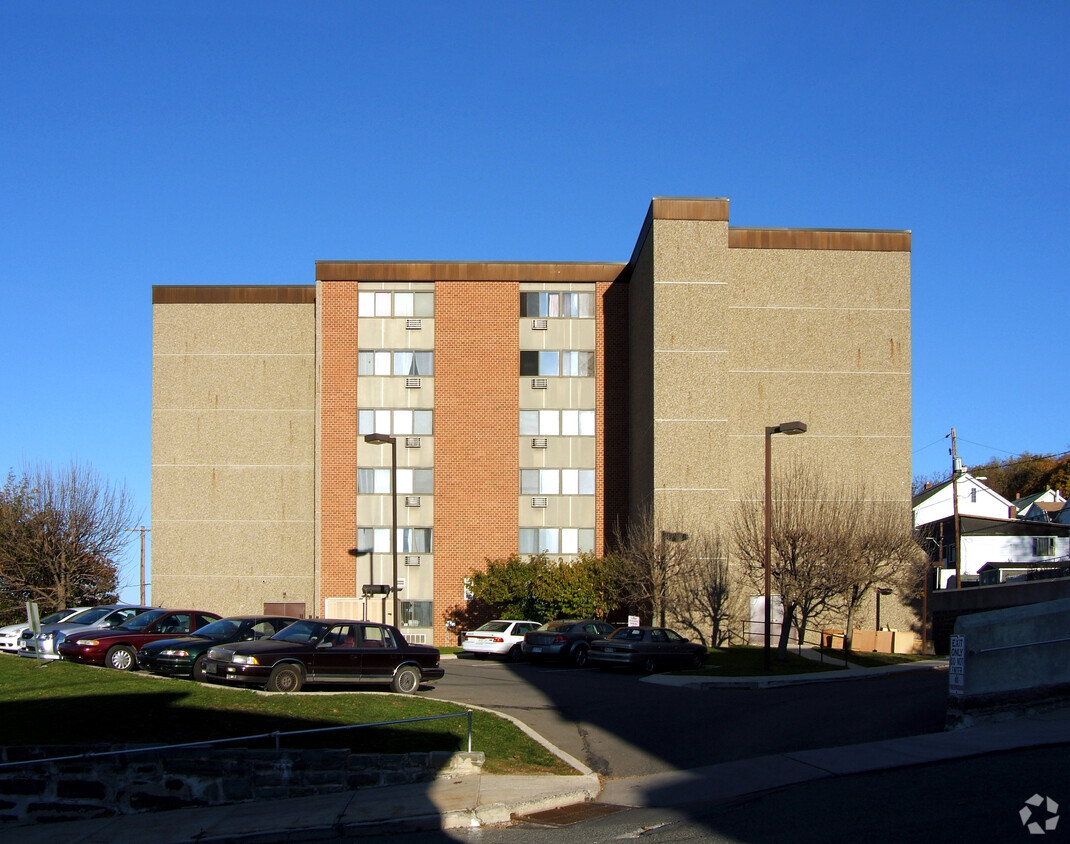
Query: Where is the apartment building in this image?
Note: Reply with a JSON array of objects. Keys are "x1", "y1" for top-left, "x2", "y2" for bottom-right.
[{"x1": 151, "y1": 197, "x2": 912, "y2": 645}]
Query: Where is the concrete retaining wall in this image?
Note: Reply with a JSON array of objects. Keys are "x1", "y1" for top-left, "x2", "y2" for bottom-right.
[
  {"x1": 947, "y1": 597, "x2": 1070, "y2": 727},
  {"x1": 0, "y1": 746, "x2": 483, "y2": 826}
]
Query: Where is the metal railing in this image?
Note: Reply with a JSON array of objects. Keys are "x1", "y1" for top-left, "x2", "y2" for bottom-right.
[
  {"x1": 740, "y1": 620, "x2": 850, "y2": 667},
  {"x1": 0, "y1": 710, "x2": 474, "y2": 770}
]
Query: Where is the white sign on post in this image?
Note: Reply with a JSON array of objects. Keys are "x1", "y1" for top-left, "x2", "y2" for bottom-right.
[
  {"x1": 948, "y1": 634, "x2": 966, "y2": 695},
  {"x1": 627, "y1": 615, "x2": 640, "y2": 628}
]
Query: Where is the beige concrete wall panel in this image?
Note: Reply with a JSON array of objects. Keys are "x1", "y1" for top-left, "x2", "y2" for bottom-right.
[
  {"x1": 651, "y1": 420, "x2": 733, "y2": 494},
  {"x1": 518, "y1": 282, "x2": 598, "y2": 292},
  {"x1": 518, "y1": 378, "x2": 595, "y2": 409},
  {"x1": 153, "y1": 465, "x2": 315, "y2": 522},
  {"x1": 152, "y1": 411, "x2": 315, "y2": 467},
  {"x1": 356, "y1": 378, "x2": 435, "y2": 410},
  {"x1": 518, "y1": 320, "x2": 596, "y2": 350},
  {"x1": 726, "y1": 309, "x2": 910, "y2": 372},
  {"x1": 153, "y1": 355, "x2": 315, "y2": 411},
  {"x1": 727, "y1": 372, "x2": 910, "y2": 438},
  {"x1": 399, "y1": 563, "x2": 433, "y2": 597},
  {"x1": 516, "y1": 496, "x2": 595, "y2": 528},
  {"x1": 652, "y1": 282, "x2": 730, "y2": 351},
  {"x1": 727, "y1": 250, "x2": 911, "y2": 311},
  {"x1": 153, "y1": 304, "x2": 315, "y2": 356},
  {"x1": 653, "y1": 352, "x2": 729, "y2": 422},
  {"x1": 356, "y1": 320, "x2": 435, "y2": 349},
  {"x1": 517, "y1": 438, "x2": 595, "y2": 469},
  {"x1": 652, "y1": 219, "x2": 731, "y2": 285},
  {"x1": 152, "y1": 521, "x2": 314, "y2": 579},
  {"x1": 356, "y1": 496, "x2": 433, "y2": 526},
  {"x1": 357, "y1": 439, "x2": 434, "y2": 469},
  {"x1": 152, "y1": 575, "x2": 315, "y2": 617}
]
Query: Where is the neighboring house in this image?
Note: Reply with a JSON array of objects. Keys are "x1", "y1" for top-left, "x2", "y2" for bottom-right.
[
  {"x1": 914, "y1": 475, "x2": 1070, "y2": 588},
  {"x1": 1013, "y1": 489, "x2": 1066, "y2": 522}
]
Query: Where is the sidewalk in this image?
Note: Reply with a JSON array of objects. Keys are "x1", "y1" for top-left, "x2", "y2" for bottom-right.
[{"x1": 13, "y1": 660, "x2": 1070, "y2": 843}]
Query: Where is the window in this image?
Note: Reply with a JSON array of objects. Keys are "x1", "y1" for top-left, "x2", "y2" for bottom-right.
[
  {"x1": 1035, "y1": 537, "x2": 1055, "y2": 557},
  {"x1": 400, "y1": 600, "x2": 434, "y2": 628},
  {"x1": 519, "y1": 350, "x2": 593, "y2": 377},
  {"x1": 359, "y1": 409, "x2": 433, "y2": 436},
  {"x1": 399, "y1": 528, "x2": 433, "y2": 553},
  {"x1": 362, "y1": 625, "x2": 397, "y2": 647},
  {"x1": 359, "y1": 468, "x2": 433, "y2": 494},
  {"x1": 519, "y1": 528, "x2": 594, "y2": 555},
  {"x1": 520, "y1": 469, "x2": 594, "y2": 495},
  {"x1": 357, "y1": 528, "x2": 391, "y2": 553},
  {"x1": 520, "y1": 292, "x2": 594, "y2": 318},
  {"x1": 359, "y1": 350, "x2": 434, "y2": 376},
  {"x1": 519, "y1": 409, "x2": 595, "y2": 436},
  {"x1": 359, "y1": 291, "x2": 434, "y2": 317},
  {"x1": 970, "y1": 488, "x2": 978, "y2": 503}
]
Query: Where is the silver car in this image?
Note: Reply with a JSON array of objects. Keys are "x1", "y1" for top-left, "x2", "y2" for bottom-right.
[
  {"x1": 0, "y1": 607, "x2": 91, "y2": 653},
  {"x1": 19, "y1": 604, "x2": 155, "y2": 660}
]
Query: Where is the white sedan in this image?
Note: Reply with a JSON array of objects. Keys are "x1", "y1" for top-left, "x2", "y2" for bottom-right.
[
  {"x1": 0, "y1": 607, "x2": 90, "y2": 654},
  {"x1": 461, "y1": 620, "x2": 540, "y2": 661}
]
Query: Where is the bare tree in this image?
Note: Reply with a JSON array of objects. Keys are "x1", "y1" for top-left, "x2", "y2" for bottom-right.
[
  {"x1": 733, "y1": 459, "x2": 861, "y2": 659},
  {"x1": 0, "y1": 462, "x2": 134, "y2": 621},
  {"x1": 838, "y1": 499, "x2": 926, "y2": 645},
  {"x1": 672, "y1": 530, "x2": 743, "y2": 647},
  {"x1": 613, "y1": 505, "x2": 689, "y2": 627}
]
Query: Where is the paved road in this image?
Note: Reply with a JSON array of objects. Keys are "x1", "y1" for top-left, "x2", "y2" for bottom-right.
[
  {"x1": 428, "y1": 657, "x2": 948, "y2": 779},
  {"x1": 377, "y1": 745, "x2": 1067, "y2": 843}
]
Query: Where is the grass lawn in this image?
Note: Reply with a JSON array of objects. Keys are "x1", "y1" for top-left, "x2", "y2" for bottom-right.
[
  {"x1": 0, "y1": 657, "x2": 572, "y2": 775},
  {"x1": 833, "y1": 649, "x2": 940, "y2": 668}
]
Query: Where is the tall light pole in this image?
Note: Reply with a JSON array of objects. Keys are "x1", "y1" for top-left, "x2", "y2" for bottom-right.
[
  {"x1": 125, "y1": 526, "x2": 150, "y2": 604},
  {"x1": 764, "y1": 421, "x2": 807, "y2": 671},
  {"x1": 364, "y1": 433, "x2": 399, "y2": 627}
]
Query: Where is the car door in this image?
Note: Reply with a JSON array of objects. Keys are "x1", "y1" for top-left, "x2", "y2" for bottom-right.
[
  {"x1": 311, "y1": 623, "x2": 362, "y2": 681},
  {"x1": 357, "y1": 624, "x2": 401, "y2": 682}
]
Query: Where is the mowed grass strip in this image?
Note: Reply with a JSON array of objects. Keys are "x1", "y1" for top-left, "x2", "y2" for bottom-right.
[{"x1": 0, "y1": 657, "x2": 572, "y2": 775}]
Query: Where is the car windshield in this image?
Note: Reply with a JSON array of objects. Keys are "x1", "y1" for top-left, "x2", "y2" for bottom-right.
[
  {"x1": 475, "y1": 622, "x2": 511, "y2": 633},
  {"x1": 539, "y1": 621, "x2": 575, "y2": 632},
  {"x1": 61, "y1": 607, "x2": 116, "y2": 625},
  {"x1": 271, "y1": 620, "x2": 330, "y2": 644},
  {"x1": 119, "y1": 609, "x2": 167, "y2": 631},
  {"x1": 191, "y1": 619, "x2": 242, "y2": 639},
  {"x1": 39, "y1": 610, "x2": 71, "y2": 625},
  {"x1": 609, "y1": 628, "x2": 645, "y2": 641}
]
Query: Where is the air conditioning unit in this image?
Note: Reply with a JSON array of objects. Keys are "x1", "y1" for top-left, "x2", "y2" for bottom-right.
[
  {"x1": 531, "y1": 497, "x2": 548, "y2": 508},
  {"x1": 405, "y1": 496, "x2": 421, "y2": 507},
  {"x1": 406, "y1": 377, "x2": 422, "y2": 388},
  {"x1": 531, "y1": 437, "x2": 548, "y2": 449},
  {"x1": 531, "y1": 378, "x2": 548, "y2": 389},
  {"x1": 406, "y1": 319, "x2": 422, "y2": 330},
  {"x1": 404, "y1": 555, "x2": 421, "y2": 566},
  {"x1": 405, "y1": 437, "x2": 421, "y2": 448},
  {"x1": 532, "y1": 319, "x2": 548, "y2": 330}
]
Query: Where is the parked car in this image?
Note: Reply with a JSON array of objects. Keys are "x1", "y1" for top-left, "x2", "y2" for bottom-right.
[
  {"x1": 461, "y1": 620, "x2": 540, "y2": 661},
  {"x1": 202, "y1": 618, "x2": 443, "y2": 693},
  {"x1": 56, "y1": 608, "x2": 221, "y2": 670},
  {"x1": 0, "y1": 607, "x2": 90, "y2": 654},
  {"x1": 589, "y1": 626, "x2": 707, "y2": 673},
  {"x1": 137, "y1": 615, "x2": 298, "y2": 681},
  {"x1": 521, "y1": 619, "x2": 618, "y2": 667},
  {"x1": 19, "y1": 604, "x2": 156, "y2": 660}
]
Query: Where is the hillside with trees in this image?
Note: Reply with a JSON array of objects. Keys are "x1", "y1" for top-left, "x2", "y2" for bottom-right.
[{"x1": 915, "y1": 451, "x2": 1070, "y2": 501}]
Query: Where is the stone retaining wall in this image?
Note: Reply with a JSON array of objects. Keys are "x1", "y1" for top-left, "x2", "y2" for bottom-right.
[{"x1": 0, "y1": 746, "x2": 484, "y2": 826}]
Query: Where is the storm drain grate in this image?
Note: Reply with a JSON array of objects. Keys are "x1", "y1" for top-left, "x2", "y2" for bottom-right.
[{"x1": 512, "y1": 802, "x2": 627, "y2": 827}]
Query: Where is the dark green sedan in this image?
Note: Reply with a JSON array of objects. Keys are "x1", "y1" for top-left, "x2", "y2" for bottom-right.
[{"x1": 137, "y1": 616, "x2": 297, "y2": 681}]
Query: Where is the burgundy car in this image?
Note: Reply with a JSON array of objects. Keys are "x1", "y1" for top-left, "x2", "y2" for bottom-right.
[
  {"x1": 56, "y1": 608, "x2": 221, "y2": 671},
  {"x1": 203, "y1": 618, "x2": 444, "y2": 693}
]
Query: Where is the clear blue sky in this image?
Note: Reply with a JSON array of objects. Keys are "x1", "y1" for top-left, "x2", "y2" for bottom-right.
[{"x1": 2, "y1": 2, "x2": 1067, "y2": 602}]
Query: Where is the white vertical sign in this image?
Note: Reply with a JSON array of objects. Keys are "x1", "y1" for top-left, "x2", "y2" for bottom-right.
[{"x1": 948, "y1": 634, "x2": 966, "y2": 695}]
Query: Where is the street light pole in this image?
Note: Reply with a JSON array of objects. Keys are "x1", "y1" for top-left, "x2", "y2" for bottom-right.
[
  {"x1": 764, "y1": 421, "x2": 807, "y2": 671},
  {"x1": 125, "y1": 527, "x2": 150, "y2": 604},
  {"x1": 364, "y1": 433, "x2": 399, "y2": 627}
]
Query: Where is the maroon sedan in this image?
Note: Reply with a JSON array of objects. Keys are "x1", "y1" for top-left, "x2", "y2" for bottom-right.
[{"x1": 57, "y1": 608, "x2": 221, "y2": 671}]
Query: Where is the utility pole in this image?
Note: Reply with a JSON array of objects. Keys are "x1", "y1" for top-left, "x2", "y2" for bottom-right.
[
  {"x1": 126, "y1": 527, "x2": 150, "y2": 604},
  {"x1": 950, "y1": 429, "x2": 962, "y2": 589}
]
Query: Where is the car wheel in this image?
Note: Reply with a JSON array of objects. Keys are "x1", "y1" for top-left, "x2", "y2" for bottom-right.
[
  {"x1": 392, "y1": 665, "x2": 421, "y2": 694},
  {"x1": 690, "y1": 651, "x2": 706, "y2": 669},
  {"x1": 641, "y1": 656, "x2": 657, "y2": 674},
  {"x1": 266, "y1": 663, "x2": 304, "y2": 692},
  {"x1": 571, "y1": 645, "x2": 589, "y2": 668},
  {"x1": 106, "y1": 645, "x2": 137, "y2": 671},
  {"x1": 191, "y1": 654, "x2": 208, "y2": 682},
  {"x1": 506, "y1": 644, "x2": 523, "y2": 662}
]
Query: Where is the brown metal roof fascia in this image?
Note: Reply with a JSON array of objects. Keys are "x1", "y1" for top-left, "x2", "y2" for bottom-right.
[
  {"x1": 728, "y1": 228, "x2": 911, "y2": 252},
  {"x1": 624, "y1": 197, "x2": 732, "y2": 280},
  {"x1": 315, "y1": 261, "x2": 626, "y2": 283},
  {"x1": 152, "y1": 286, "x2": 315, "y2": 304}
]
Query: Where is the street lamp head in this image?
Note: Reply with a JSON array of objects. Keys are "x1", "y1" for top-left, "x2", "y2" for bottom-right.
[
  {"x1": 776, "y1": 421, "x2": 807, "y2": 435},
  {"x1": 363, "y1": 433, "x2": 395, "y2": 445}
]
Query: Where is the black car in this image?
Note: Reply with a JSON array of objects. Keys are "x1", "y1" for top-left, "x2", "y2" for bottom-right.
[
  {"x1": 589, "y1": 626, "x2": 707, "y2": 673},
  {"x1": 202, "y1": 618, "x2": 444, "y2": 693},
  {"x1": 522, "y1": 619, "x2": 618, "y2": 667},
  {"x1": 137, "y1": 615, "x2": 298, "y2": 681}
]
